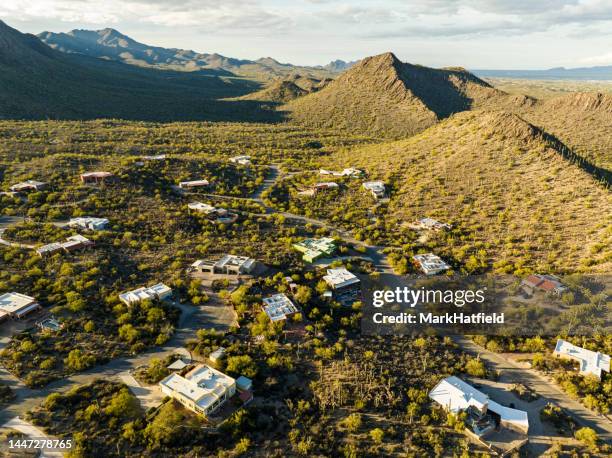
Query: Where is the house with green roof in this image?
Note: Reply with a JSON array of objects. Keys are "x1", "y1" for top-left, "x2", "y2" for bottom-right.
[{"x1": 292, "y1": 237, "x2": 337, "y2": 263}]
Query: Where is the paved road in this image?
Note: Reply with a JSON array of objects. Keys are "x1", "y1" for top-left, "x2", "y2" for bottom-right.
[
  {"x1": 0, "y1": 298, "x2": 235, "y2": 424},
  {"x1": 455, "y1": 336, "x2": 612, "y2": 444},
  {"x1": 1, "y1": 417, "x2": 64, "y2": 457},
  {"x1": 2, "y1": 166, "x2": 611, "y2": 452}
]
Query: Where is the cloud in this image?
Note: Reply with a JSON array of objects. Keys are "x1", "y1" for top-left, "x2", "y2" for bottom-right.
[
  {"x1": 3, "y1": 0, "x2": 612, "y2": 41},
  {"x1": 0, "y1": 0, "x2": 288, "y2": 31},
  {"x1": 580, "y1": 52, "x2": 612, "y2": 65}
]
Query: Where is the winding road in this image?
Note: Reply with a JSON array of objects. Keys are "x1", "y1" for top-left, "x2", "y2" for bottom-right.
[{"x1": 1, "y1": 165, "x2": 611, "y2": 454}]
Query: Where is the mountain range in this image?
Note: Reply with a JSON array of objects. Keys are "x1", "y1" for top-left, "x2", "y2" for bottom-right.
[
  {"x1": 473, "y1": 65, "x2": 612, "y2": 81},
  {"x1": 0, "y1": 19, "x2": 610, "y2": 179},
  {"x1": 285, "y1": 52, "x2": 528, "y2": 138},
  {"x1": 0, "y1": 20, "x2": 273, "y2": 121},
  {"x1": 38, "y1": 28, "x2": 355, "y2": 81}
]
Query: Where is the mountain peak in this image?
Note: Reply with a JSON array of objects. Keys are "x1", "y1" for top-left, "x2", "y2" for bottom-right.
[
  {"x1": 286, "y1": 51, "x2": 507, "y2": 138},
  {"x1": 362, "y1": 52, "x2": 401, "y2": 67}
]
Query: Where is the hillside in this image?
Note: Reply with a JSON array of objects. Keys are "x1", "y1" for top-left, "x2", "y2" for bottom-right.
[
  {"x1": 285, "y1": 52, "x2": 509, "y2": 138},
  {"x1": 520, "y1": 92, "x2": 612, "y2": 171},
  {"x1": 0, "y1": 21, "x2": 271, "y2": 121},
  {"x1": 39, "y1": 28, "x2": 342, "y2": 81},
  {"x1": 236, "y1": 75, "x2": 331, "y2": 103},
  {"x1": 325, "y1": 110, "x2": 611, "y2": 273}
]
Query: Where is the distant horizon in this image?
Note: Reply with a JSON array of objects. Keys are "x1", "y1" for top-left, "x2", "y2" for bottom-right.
[{"x1": 3, "y1": 1, "x2": 612, "y2": 70}]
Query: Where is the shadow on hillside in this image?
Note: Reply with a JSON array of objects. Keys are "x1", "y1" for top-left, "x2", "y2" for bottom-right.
[
  {"x1": 397, "y1": 65, "x2": 477, "y2": 119},
  {"x1": 544, "y1": 131, "x2": 611, "y2": 187}
]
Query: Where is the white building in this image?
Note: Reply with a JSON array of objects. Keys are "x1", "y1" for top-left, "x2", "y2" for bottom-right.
[
  {"x1": 179, "y1": 180, "x2": 209, "y2": 189},
  {"x1": 362, "y1": 181, "x2": 386, "y2": 199},
  {"x1": 230, "y1": 155, "x2": 252, "y2": 166},
  {"x1": 410, "y1": 218, "x2": 451, "y2": 231},
  {"x1": 188, "y1": 202, "x2": 217, "y2": 214},
  {"x1": 323, "y1": 268, "x2": 361, "y2": 304},
  {"x1": 191, "y1": 255, "x2": 257, "y2": 276},
  {"x1": 319, "y1": 168, "x2": 363, "y2": 177},
  {"x1": 119, "y1": 283, "x2": 172, "y2": 306},
  {"x1": 553, "y1": 339, "x2": 611, "y2": 379},
  {"x1": 142, "y1": 154, "x2": 166, "y2": 161},
  {"x1": 413, "y1": 253, "x2": 451, "y2": 275},
  {"x1": 188, "y1": 202, "x2": 238, "y2": 224},
  {"x1": 0, "y1": 292, "x2": 41, "y2": 321},
  {"x1": 160, "y1": 364, "x2": 236, "y2": 417},
  {"x1": 37, "y1": 234, "x2": 94, "y2": 257},
  {"x1": 9, "y1": 180, "x2": 47, "y2": 193},
  {"x1": 262, "y1": 293, "x2": 299, "y2": 322},
  {"x1": 209, "y1": 347, "x2": 226, "y2": 363},
  {"x1": 429, "y1": 376, "x2": 529, "y2": 435},
  {"x1": 68, "y1": 217, "x2": 109, "y2": 231}
]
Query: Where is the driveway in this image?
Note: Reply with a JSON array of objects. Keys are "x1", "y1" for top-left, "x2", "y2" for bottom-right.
[
  {"x1": 1, "y1": 417, "x2": 64, "y2": 457},
  {"x1": 454, "y1": 336, "x2": 612, "y2": 446}
]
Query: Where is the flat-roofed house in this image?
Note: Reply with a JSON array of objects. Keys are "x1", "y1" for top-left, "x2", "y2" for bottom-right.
[
  {"x1": 68, "y1": 217, "x2": 109, "y2": 231},
  {"x1": 60, "y1": 234, "x2": 94, "y2": 252},
  {"x1": 292, "y1": 237, "x2": 337, "y2": 263},
  {"x1": 429, "y1": 376, "x2": 529, "y2": 436},
  {"x1": 159, "y1": 364, "x2": 236, "y2": 417},
  {"x1": 521, "y1": 274, "x2": 568, "y2": 296},
  {"x1": 191, "y1": 255, "x2": 257, "y2": 276},
  {"x1": 80, "y1": 171, "x2": 114, "y2": 184},
  {"x1": 209, "y1": 347, "x2": 226, "y2": 363},
  {"x1": 553, "y1": 339, "x2": 611, "y2": 379},
  {"x1": 413, "y1": 253, "x2": 451, "y2": 275},
  {"x1": 9, "y1": 180, "x2": 47, "y2": 193},
  {"x1": 323, "y1": 268, "x2": 361, "y2": 304},
  {"x1": 362, "y1": 181, "x2": 386, "y2": 199},
  {"x1": 188, "y1": 202, "x2": 238, "y2": 224},
  {"x1": 179, "y1": 180, "x2": 209, "y2": 189},
  {"x1": 36, "y1": 235, "x2": 93, "y2": 257},
  {"x1": 188, "y1": 202, "x2": 217, "y2": 214},
  {"x1": 319, "y1": 168, "x2": 363, "y2": 177},
  {"x1": 410, "y1": 218, "x2": 451, "y2": 232},
  {"x1": 230, "y1": 155, "x2": 252, "y2": 166},
  {"x1": 36, "y1": 242, "x2": 63, "y2": 257},
  {"x1": 0, "y1": 292, "x2": 41, "y2": 320},
  {"x1": 262, "y1": 293, "x2": 299, "y2": 322},
  {"x1": 142, "y1": 154, "x2": 166, "y2": 161},
  {"x1": 119, "y1": 283, "x2": 172, "y2": 306}
]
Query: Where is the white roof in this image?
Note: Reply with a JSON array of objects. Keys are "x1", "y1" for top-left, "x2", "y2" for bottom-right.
[
  {"x1": 188, "y1": 202, "x2": 216, "y2": 213},
  {"x1": 488, "y1": 399, "x2": 530, "y2": 433},
  {"x1": 315, "y1": 182, "x2": 339, "y2": 188},
  {"x1": 319, "y1": 168, "x2": 362, "y2": 177},
  {"x1": 0, "y1": 292, "x2": 38, "y2": 314},
  {"x1": 68, "y1": 217, "x2": 109, "y2": 228},
  {"x1": 430, "y1": 376, "x2": 529, "y2": 433},
  {"x1": 429, "y1": 376, "x2": 489, "y2": 413},
  {"x1": 262, "y1": 293, "x2": 298, "y2": 321},
  {"x1": 216, "y1": 255, "x2": 256, "y2": 270},
  {"x1": 413, "y1": 253, "x2": 450, "y2": 273},
  {"x1": 160, "y1": 364, "x2": 235, "y2": 410},
  {"x1": 415, "y1": 218, "x2": 451, "y2": 229},
  {"x1": 230, "y1": 155, "x2": 251, "y2": 162},
  {"x1": 167, "y1": 359, "x2": 189, "y2": 370},
  {"x1": 363, "y1": 181, "x2": 385, "y2": 191},
  {"x1": 119, "y1": 283, "x2": 172, "y2": 304},
  {"x1": 179, "y1": 180, "x2": 209, "y2": 187},
  {"x1": 555, "y1": 339, "x2": 611, "y2": 379},
  {"x1": 36, "y1": 242, "x2": 63, "y2": 254},
  {"x1": 10, "y1": 180, "x2": 46, "y2": 191},
  {"x1": 323, "y1": 268, "x2": 360, "y2": 289},
  {"x1": 65, "y1": 234, "x2": 91, "y2": 244},
  {"x1": 209, "y1": 347, "x2": 226, "y2": 360}
]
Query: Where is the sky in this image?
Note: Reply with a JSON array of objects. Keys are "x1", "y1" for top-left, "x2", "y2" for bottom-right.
[{"x1": 2, "y1": 0, "x2": 612, "y2": 69}]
